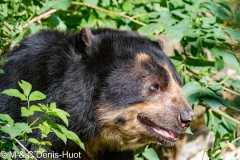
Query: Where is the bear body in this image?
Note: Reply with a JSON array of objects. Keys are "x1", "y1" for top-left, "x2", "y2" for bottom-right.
[{"x1": 0, "y1": 28, "x2": 194, "y2": 160}]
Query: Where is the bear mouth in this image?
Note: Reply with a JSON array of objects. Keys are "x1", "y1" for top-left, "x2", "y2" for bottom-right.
[{"x1": 137, "y1": 115, "x2": 178, "y2": 142}]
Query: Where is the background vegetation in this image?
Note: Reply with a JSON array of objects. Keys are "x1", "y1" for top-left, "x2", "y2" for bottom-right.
[{"x1": 0, "y1": 0, "x2": 240, "y2": 159}]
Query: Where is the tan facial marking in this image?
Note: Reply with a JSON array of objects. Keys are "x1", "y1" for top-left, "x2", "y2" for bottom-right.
[
  {"x1": 136, "y1": 52, "x2": 152, "y2": 62},
  {"x1": 85, "y1": 104, "x2": 157, "y2": 155}
]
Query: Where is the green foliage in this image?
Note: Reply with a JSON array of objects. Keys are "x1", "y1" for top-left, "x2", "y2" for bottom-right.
[
  {"x1": 0, "y1": 57, "x2": 5, "y2": 74},
  {"x1": 0, "y1": 80, "x2": 84, "y2": 159},
  {"x1": 1, "y1": 0, "x2": 240, "y2": 159},
  {"x1": 135, "y1": 145, "x2": 160, "y2": 160}
]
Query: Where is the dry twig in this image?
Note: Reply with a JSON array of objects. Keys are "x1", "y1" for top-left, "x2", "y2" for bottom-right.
[{"x1": 23, "y1": 9, "x2": 57, "y2": 28}]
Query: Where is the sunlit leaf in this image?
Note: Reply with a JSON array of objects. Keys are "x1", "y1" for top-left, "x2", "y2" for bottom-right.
[
  {"x1": 0, "y1": 114, "x2": 14, "y2": 125},
  {"x1": 142, "y1": 148, "x2": 159, "y2": 160},
  {"x1": 21, "y1": 107, "x2": 34, "y2": 117},
  {"x1": 18, "y1": 80, "x2": 32, "y2": 97},
  {"x1": 29, "y1": 91, "x2": 46, "y2": 101},
  {"x1": 2, "y1": 89, "x2": 27, "y2": 101}
]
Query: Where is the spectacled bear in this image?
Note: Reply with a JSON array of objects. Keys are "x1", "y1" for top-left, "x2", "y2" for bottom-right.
[{"x1": 0, "y1": 27, "x2": 194, "y2": 160}]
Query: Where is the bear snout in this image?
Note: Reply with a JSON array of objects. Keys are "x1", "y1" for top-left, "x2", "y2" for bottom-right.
[{"x1": 177, "y1": 110, "x2": 195, "y2": 128}]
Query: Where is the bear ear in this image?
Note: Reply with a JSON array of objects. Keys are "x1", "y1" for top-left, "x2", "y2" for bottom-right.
[
  {"x1": 78, "y1": 27, "x2": 94, "y2": 46},
  {"x1": 157, "y1": 39, "x2": 164, "y2": 50}
]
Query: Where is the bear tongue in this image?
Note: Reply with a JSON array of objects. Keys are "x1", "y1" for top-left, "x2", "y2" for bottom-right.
[
  {"x1": 152, "y1": 126, "x2": 178, "y2": 140},
  {"x1": 138, "y1": 116, "x2": 178, "y2": 140}
]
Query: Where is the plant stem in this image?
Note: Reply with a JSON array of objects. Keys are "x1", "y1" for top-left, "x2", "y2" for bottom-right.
[
  {"x1": 219, "y1": 72, "x2": 236, "y2": 85},
  {"x1": 211, "y1": 109, "x2": 240, "y2": 126},
  {"x1": 71, "y1": 1, "x2": 146, "y2": 26},
  {"x1": 29, "y1": 114, "x2": 46, "y2": 127},
  {"x1": 4, "y1": 21, "x2": 13, "y2": 31},
  {"x1": 23, "y1": 9, "x2": 57, "y2": 28},
  {"x1": 14, "y1": 138, "x2": 37, "y2": 160},
  {"x1": 27, "y1": 99, "x2": 30, "y2": 125},
  {"x1": 202, "y1": 131, "x2": 211, "y2": 160}
]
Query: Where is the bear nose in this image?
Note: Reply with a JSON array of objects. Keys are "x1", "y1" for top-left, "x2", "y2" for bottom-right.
[{"x1": 178, "y1": 110, "x2": 195, "y2": 128}]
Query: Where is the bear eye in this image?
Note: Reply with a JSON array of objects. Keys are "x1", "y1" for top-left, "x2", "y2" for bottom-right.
[{"x1": 149, "y1": 83, "x2": 160, "y2": 93}]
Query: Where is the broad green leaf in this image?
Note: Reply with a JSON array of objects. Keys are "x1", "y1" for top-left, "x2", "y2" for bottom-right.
[
  {"x1": 37, "y1": 104, "x2": 48, "y2": 112},
  {"x1": 86, "y1": 14, "x2": 97, "y2": 28},
  {"x1": 122, "y1": 1, "x2": 134, "y2": 12},
  {"x1": 225, "y1": 29, "x2": 240, "y2": 41},
  {"x1": 221, "y1": 116, "x2": 236, "y2": 131},
  {"x1": 211, "y1": 47, "x2": 240, "y2": 69},
  {"x1": 1, "y1": 125, "x2": 22, "y2": 138},
  {"x1": 134, "y1": 147, "x2": 144, "y2": 156},
  {"x1": 206, "y1": 3, "x2": 230, "y2": 20},
  {"x1": 165, "y1": 20, "x2": 191, "y2": 42},
  {"x1": 1, "y1": 89, "x2": 27, "y2": 101},
  {"x1": 158, "y1": 10, "x2": 175, "y2": 26},
  {"x1": 171, "y1": 9, "x2": 190, "y2": 18},
  {"x1": 134, "y1": 156, "x2": 144, "y2": 160},
  {"x1": 55, "y1": 110, "x2": 69, "y2": 126},
  {"x1": 29, "y1": 23, "x2": 39, "y2": 34},
  {"x1": 21, "y1": 107, "x2": 34, "y2": 117},
  {"x1": 83, "y1": 0, "x2": 98, "y2": 6},
  {"x1": 202, "y1": 98, "x2": 222, "y2": 109},
  {"x1": 52, "y1": 128, "x2": 67, "y2": 144},
  {"x1": 219, "y1": 142, "x2": 228, "y2": 149},
  {"x1": 0, "y1": 114, "x2": 14, "y2": 125},
  {"x1": 0, "y1": 69, "x2": 4, "y2": 74},
  {"x1": 42, "y1": 141, "x2": 52, "y2": 146},
  {"x1": 185, "y1": 127, "x2": 193, "y2": 135},
  {"x1": 49, "y1": 0, "x2": 72, "y2": 10},
  {"x1": 15, "y1": 123, "x2": 32, "y2": 133},
  {"x1": 213, "y1": 28, "x2": 226, "y2": 41},
  {"x1": 183, "y1": 82, "x2": 222, "y2": 106},
  {"x1": 38, "y1": 123, "x2": 51, "y2": 138},
  {"x1": 182, "y1": 81, "x2": 202, "y2": 97},
  {"x1": 137, "y1": 23, "x2": 164, "y2": 36},
  {"x1": 30, "y1": 105, "x2": 43, "y2": 112},
  {"x1": 236, "y1": 70, "x2": 240, "y2": 76},
  {"x1": 203, "y1": 38, "x2": 215, "y2": 44},
  {"x1": 185, "y1": 56, "x2": 214, "y2": 67},
  {"x1": 165, "y1": 25, "x2": 183, "y2": 42},
  {"x1": 50, "y1": 102, "x2": 57, "y2": 110},
  {"x1": 221, "y1": 51, "x2": 240, "y2": 69},
  {"x1": 18, "y1": 80, "x2": 32, "y2": 97},
  {"x1": 218, "y1": 1, "x2": 233, "y2": 13},
  {"x1": 51, "y1": 105, "x2": 70, "y2": 126},
  {"x1": 28, "y1": 138, "x2": 39, "y2": 144},
  {"x1": 189, "y1": 37, "x2": 202, "y2": 48},
  {"x1": 169, "y1": 0, "x2": 185, "y2": 8},
  {"x1": 215, "y1": 58, "x2": 225, "y2": 71},
  {"x1": 142, "y1": 148, "x2": 159, "y2": 160},
  {"x1": 48, "y1": 14, "x2": 67, "y2": 31},
  {"x1": 217, "y1": 123, "x2": 229, "y2": 137},
  {"x1": 102, "y1": 0, "x2": 110, "y2": 6},
  {"x1": 64, "y1": 130, "x2": 85, "y2": 150},
  {"x1": 203, "y1": 17, "x2": 216, "y2": 25},
  {"x1": 153, "y1": 3, "x2": 161, "y2": 12},
  {"x1": 231, "y1": 80, "x2": 240, "y2": 90},
  {"x1": 217, "y1": 98, "x2": 240, "y2": 112},
  {"x1": 37, "y1": 3, "x2": 51, "y2": 15},
  {"x1": 204, "y1": 111, "x2": 221, "y2": 133},
  {"x1": 29, "y1": 91, "x2": 46, "y2": 101},
  {"x1": 97, "y1": 19, "x2": 117, "y2": 28}
]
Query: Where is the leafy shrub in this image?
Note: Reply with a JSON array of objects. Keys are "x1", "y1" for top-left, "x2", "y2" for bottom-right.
[
  {"x1": 0, "y1": 80, "x2": 84, "y2": 159},
  {"x1": 1, "y1": 0, "x2": 240, "y2": 159}
]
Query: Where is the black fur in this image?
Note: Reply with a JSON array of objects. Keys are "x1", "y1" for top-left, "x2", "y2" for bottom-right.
[{"x1": 0, "y1": 28, "x2": 182, "y2": 160}]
